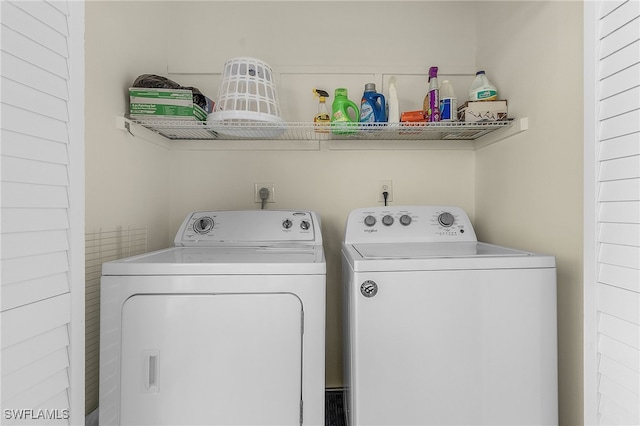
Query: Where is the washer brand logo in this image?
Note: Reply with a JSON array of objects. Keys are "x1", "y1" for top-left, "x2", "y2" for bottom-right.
[{"x1": 360, "y1": 280, "x2": 378, "y2": 298}]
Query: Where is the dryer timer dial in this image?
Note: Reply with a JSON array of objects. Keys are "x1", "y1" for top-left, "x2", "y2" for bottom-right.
[{"x1": 438, "y1": 212, "x2": 455, "y2": 227}]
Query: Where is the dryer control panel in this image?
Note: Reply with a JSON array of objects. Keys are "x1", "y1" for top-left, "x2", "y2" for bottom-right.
[
  {"x1": 344, "y1": 206, "x2": 477, "y2": 244},
  {"x1": 175, "y1": 210, "x2": 321, "y2": 246}
]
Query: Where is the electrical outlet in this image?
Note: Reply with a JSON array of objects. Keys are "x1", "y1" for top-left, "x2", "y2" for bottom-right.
[
  {"x1": 378, "y1": 180, "x2": 393, "y2": 203},
  {"x1": 254, "y1": 182, "x2": 276, "y2": 203}
]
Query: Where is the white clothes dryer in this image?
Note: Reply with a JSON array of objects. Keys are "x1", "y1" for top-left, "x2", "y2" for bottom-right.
[
  {"x1": 342, "y1": 206, "x2": 557, "y2": 426},
  {"x1": 100, "y1": 210, "x2": 326, "y2": 426}
]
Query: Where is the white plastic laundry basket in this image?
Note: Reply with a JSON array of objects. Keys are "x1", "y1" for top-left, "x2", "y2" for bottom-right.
[{"x1": 208, "y1": 57, "x2": 283, "y2": 124}]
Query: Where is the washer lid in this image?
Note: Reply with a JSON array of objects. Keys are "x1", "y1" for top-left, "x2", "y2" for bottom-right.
[
  {"x1": 102, "y1": 245, "x2": 326, "y2": 276},
  {"x1": 353, "y1": 242, "x2": 528, "y2": 259},
  {"x1": 343, "y1": 242, "x2": 555, "y2": 271}
]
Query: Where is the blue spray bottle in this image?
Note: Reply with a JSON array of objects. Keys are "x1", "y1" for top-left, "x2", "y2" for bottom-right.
[{"x1": 359, "y1": 83, "x2": 387, "y2": 123}]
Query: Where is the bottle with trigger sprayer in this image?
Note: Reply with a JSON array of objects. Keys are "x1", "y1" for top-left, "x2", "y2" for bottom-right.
[
  {"x1": 312, "y1": 89, "x2": 330, "y2": 133},
  {"x1": 423, "y1": 66, "x2": 441, "y2": 122}
]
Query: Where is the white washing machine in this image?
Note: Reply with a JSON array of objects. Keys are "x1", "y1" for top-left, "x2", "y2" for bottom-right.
[
  {"x1": 100, "y1": 210, "x2": 326, "y2": 426},
  {"x1": 342, "y1": 206, "x2": 557, "y2": 426}
]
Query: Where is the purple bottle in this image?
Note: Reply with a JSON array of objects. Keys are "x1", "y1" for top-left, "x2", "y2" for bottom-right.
[{"x1": 423, "y1": 66, "x2": 441, "y2": 122}]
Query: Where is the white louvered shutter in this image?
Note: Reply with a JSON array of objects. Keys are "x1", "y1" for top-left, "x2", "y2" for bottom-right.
[
  {"x1": 1, "y1": 0, "x2": 85, "y2": 423},
  {"x1": 585, "y1": 0, "x2": 640, "y2": 424}
]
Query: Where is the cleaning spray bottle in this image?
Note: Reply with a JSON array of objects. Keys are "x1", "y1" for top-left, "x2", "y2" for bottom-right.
[
  {"x1": 387, "y1": 76, "x2": 400, "y2": 124},
  {"x1": 312, "y1": 89, "x2": 330, "y2": 133},
  {"x1": 359, "y1": 83, "x2": 386, "y2": 123},
  {"x1": 331, "y1": 88, "x2": 359, "y2": 134},
  {"x1": 423, "y1": 66, "x2": 441, "y2": 122}
]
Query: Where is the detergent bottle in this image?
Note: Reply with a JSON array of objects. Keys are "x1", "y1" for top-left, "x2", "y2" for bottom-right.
[
  {"x1": 359, "y1": 83, "x2": 386, "y2": 123},
  {"x1": 312, "y1": 89, "x2": 330, "y2": 133},
  {"x1": 331, "y1": 88, "x2": 359, "y2": 134},
  {"x1": 469, "y1": 70, "x2": 497, "y2": 101}
]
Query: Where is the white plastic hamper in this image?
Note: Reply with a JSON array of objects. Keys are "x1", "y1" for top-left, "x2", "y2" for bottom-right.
[{"x1": 209, "y1": 57, "x2": 283, "y2": 124}]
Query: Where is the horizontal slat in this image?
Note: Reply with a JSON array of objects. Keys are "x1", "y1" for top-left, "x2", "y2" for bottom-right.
[
  {"x1": 599, "y1": 13, "x2": 640, "y2": 58},
  {"x1": 1, "y1": 77, "x2": 69, "y2": 122},
  {"x1": 599, "y1": 222, "x2": 640, "y2": 246},
  {"x1": 599, "y1": 155, "x2": 640, "y2": 181},
  {"x1": 0, "y1": 25, "x2": 68, "y2": 80},
  {"x1": 599, "y1": 178, "x2": 640, "y2": 202},
  {"x1": 1, "y1": 52, "x2": 69, "y2": 100},
  {"x1": 1, "y1": 293, "x2": 71, "y2": 348},
  {"x1": 599, "y1": 334, "x2": 640, "y2": 373},
  {"x1": 2, "y1": 155, "x2": 69, "y2": 186},
  {"x1": 598, "y1": 377, "x2": 638, "y2": 425},
  {"x1": 599, "y1": 86, "x2": 640, "y2": 121},
  {"x1": 1, "y1": 251, "x2": 69, "y2": 286},
  {"x1": 599, "y1": 40, "x2": 640, "y2": 81},
  {"x1": 1, "y1": 230, "x2": 69, "y2": 259},
  {"x1": 598, "y1": 396, "x2": 636, "y2": 426},
  {"x1": 600, "y1": 242, "x2": 640, "y2": 270},
  {"x1": 1, "y1": 208, "x2": 69, "y2": 233},
  {"x1": 599, "y1": 354, "x2": 640, "y2": 396},
  {"x1": 599, "y1": 0, "x2": 627, "y2": 19},
  {"x1": 1, "y1": 347, "x2": 69, "y2": 401},
  {"x1": 599, "y1": 0, "x2": 640, "y2": 37},
  {"x1": 599, "y1": 62, "x2": 640, "y2": 100},
  {"x1": 1, "y1": 325, "x2": 69, "y2": 375},
  {"x1": 12, "y1": 0, "x2": 70, "y2": 36},
  {"x1": 1, "y1": 130, "x2": 69, "y2": 164},
  {"x1": 1, "y1": 369, "x2": 70, "y2": 417},
  {"x1": 599, "y1": 132, "x2": 640, "y2": 161},
  {"x1": 2, "y1": 1, "x2": 68, "y2": 58},
  {"x1": 1, "y1": 182, "x2": 69, "y2": 208},
  {"x1": 599, "y1": 200, "x2": 640, "y2": 223},
  {"x1": 600, "y1": 109, "x2": 640, "y2": 140},
  {"x1": 599, "y1": 375, "x2": 640, "y2": 420},
  {"x1": 598, "y1": 283, "x2": 640, "y2": 325},
  {"x1": 1, "y1": 104, "x2": 69, "y2": 144},
  {"x1": 600, "y1": 263, "x2": 640, "y2": 293},
  {"x1": 1, "y1": 273, "x2": 69, "y2": 312},
  {"x1": 599, "y1": 311, "x2": 640, "y2": 349}
]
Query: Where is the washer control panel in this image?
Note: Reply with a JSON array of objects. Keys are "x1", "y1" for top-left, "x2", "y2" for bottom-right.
[
  {"x1": 344, "y1": 206, "x2": 477, "y2": 244},
  {"x1": 175, "y1": 210, "x2": 320, "y2": 246}
]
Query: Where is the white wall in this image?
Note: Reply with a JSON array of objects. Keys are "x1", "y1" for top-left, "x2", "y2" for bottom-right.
[
  {"x1": 85, "y1": 1, "x2": 173, "y2": 251},
  {"x1": 474, "y1": 2, "x2": 584, "y2": 425},
  {"x1": 85, "y1": 1, "x2": 584, "y2": 423}
]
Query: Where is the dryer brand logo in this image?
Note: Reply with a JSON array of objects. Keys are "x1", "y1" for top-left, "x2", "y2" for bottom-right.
[{"x1": 360, "y1": 280, "x2": 378, "y2": 298}]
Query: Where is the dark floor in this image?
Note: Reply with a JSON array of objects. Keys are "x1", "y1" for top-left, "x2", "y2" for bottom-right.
[{"x1": 325, "y1": 389, "x2": 346, "y2": 426}]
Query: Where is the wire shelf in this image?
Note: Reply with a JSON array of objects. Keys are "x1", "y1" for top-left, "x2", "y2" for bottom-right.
[{"x1": 125, "y1": 117, "x2": 515, "y2": 142}]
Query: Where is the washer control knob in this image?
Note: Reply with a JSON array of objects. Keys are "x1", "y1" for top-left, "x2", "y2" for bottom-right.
[
  {"x1": 300, "y1": 220, "x2": 310, "y2": 230},
  {"x1": 438, "y1": 212, "x2": 455, "y2": 227},
  {"x1": 282, "y1": 219, "x2": 293, "y2": 229},
  {"x1": 364, "y1": 215, "x2": 377, "y2": 227},
  {"x1": 382, "y1": 215, "x2": 394, "y2": 226},
  {"x1": 400, "y1": 214, "x2": 412, "y2": 226},
  {"x1": 193, "y1": 216, "x2": 214, "y2": 234}
]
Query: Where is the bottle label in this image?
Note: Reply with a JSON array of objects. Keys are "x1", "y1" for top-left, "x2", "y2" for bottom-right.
[
  {"x1": 427, "y1": 89, "x2": 440, "y2": 122},
  {"x1": 314, "y1": 114, "x2": 330, "y2": 133},
  {"x1": 360, "y1": 102, "x2": 375, "y2": 123},
  {"x1": 440, "y1": 97, "x2": 458, "y2": 121},
  {"x1": 476, "y1": 89, "x2": 497, "y2": 100}
]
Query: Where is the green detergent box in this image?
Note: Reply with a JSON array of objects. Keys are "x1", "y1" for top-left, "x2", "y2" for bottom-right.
[{"x1": 129, "y1": 88, "x2": 207, "y2": 121}]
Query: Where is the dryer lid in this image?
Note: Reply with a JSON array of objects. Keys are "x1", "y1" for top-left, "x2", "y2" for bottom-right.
[{"x1": 102, "y1": 245, "x2": 326, "y2": 275}]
